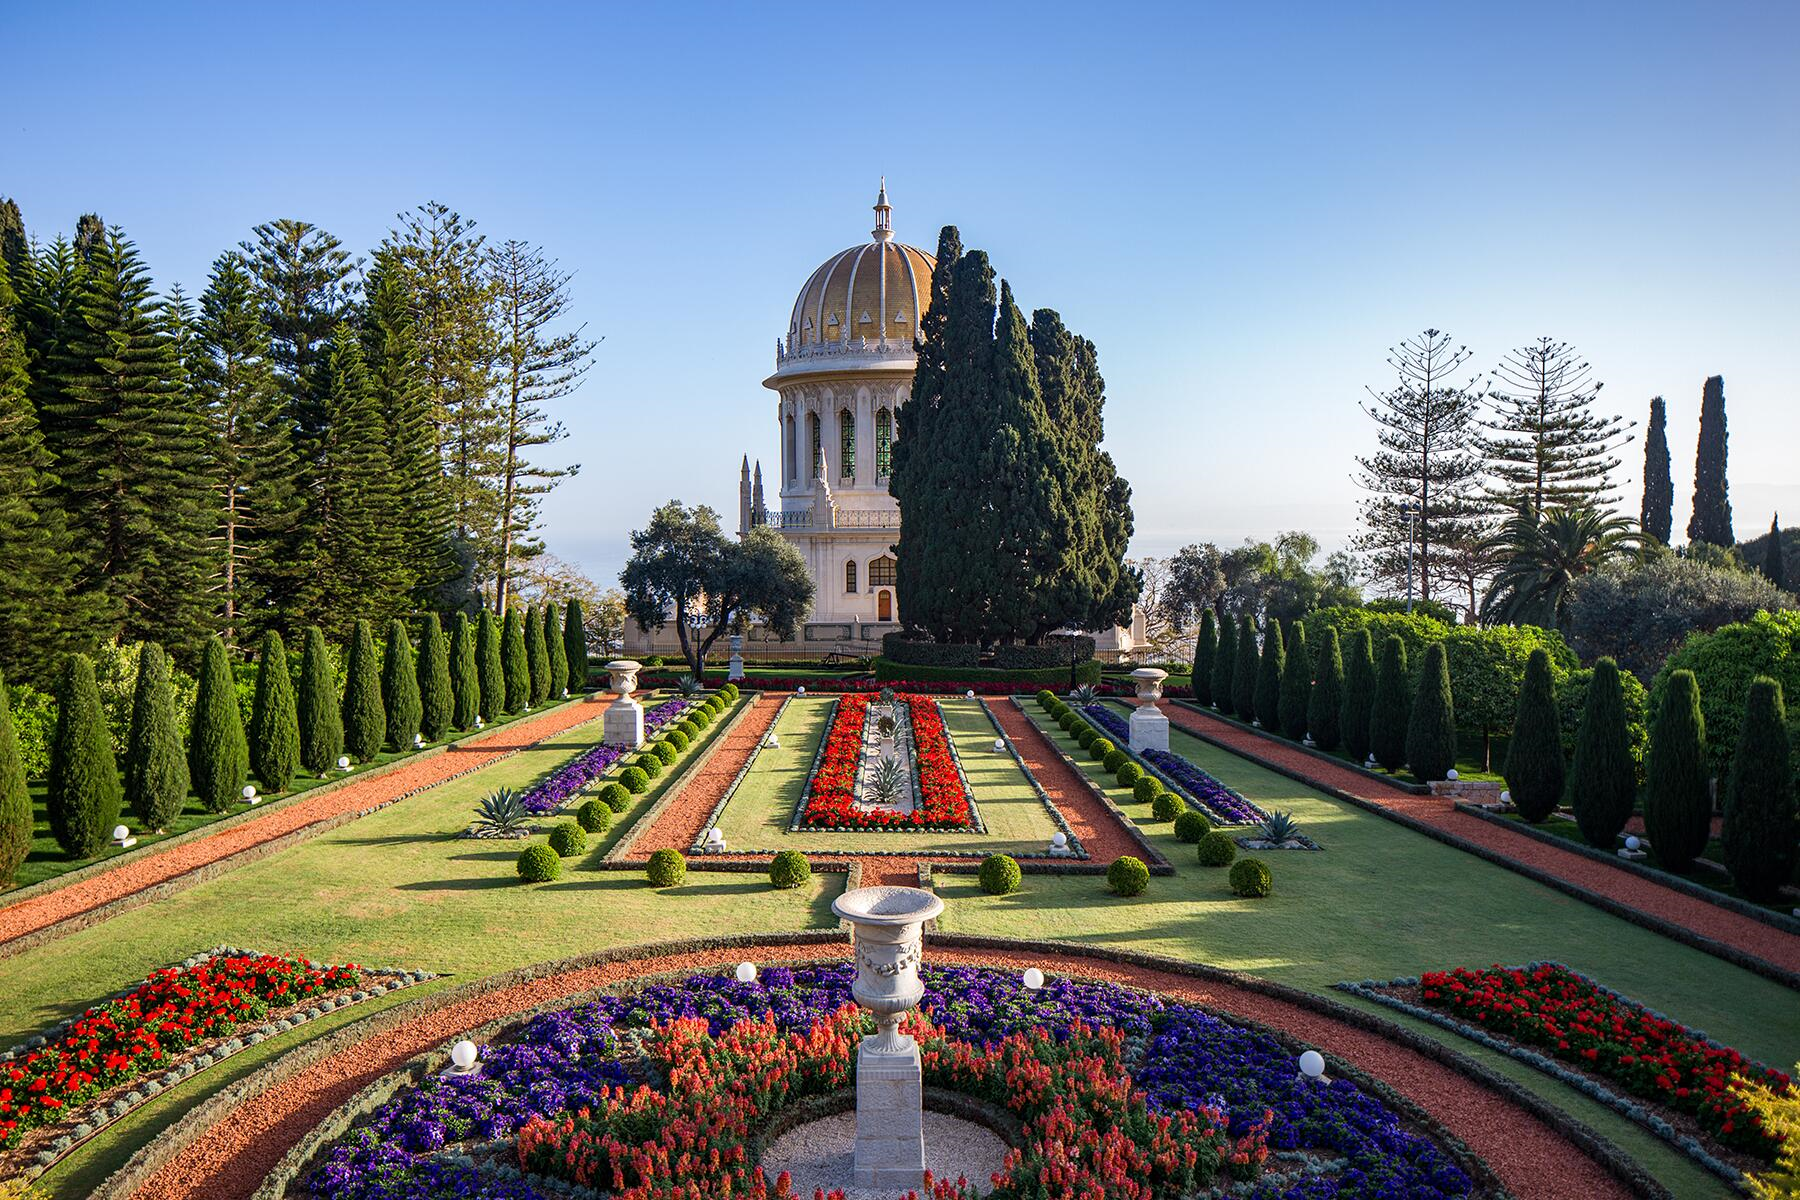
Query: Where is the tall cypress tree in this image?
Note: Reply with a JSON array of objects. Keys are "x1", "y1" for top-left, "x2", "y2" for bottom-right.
[
  {"x1": 1370, "y1": 637, "x2": 1410, "y2": 772},
  {"x1": 524, "y1": 605, "x2": 550, "y2": 704},
  {"x1": 1406, "y1": 642, "x2": 1457, "y2": 782},
  {"x1": 1761, "y1": 515, "x2": 1786, "y2": 591},
  {"x1": 124, "y1": 643, "x2": 188, "y2": 830},
  {"x1": 1279, "y1": 623, "x2": 1310, "y2": 740},
  {"x1": 1231, "y1": 614, "x2": 1258, "y2": 720},
  {"x1": 381, "y1": 619, "x2": 422, "y2": 750},
  {"x1": 1255, "y1": 619, "x2": 1285, "y2": 731},
  {"x1": 1191, "y1": 610, "x2": 1217, "y2": 706},
  {"x1": 1640, "y1": 396, "x2": 1673, "y2": 543},
  {"x1": 342, "y1": 619, "x2": 386, "y2": 761},
  {"x1": 544, "y1": 603, "x2": 569, "y2": 698},
  {"x1": 449, "y1": 611, "x2": 480, "y2": 729},
  {"x1": 562, "y1": 598, "x2": 588, "y2": 693},
  {"x1": 249, "y1": 630, "x2": 299, "y2": 794},
  {"x1": 476, "y1": 609, "x2": 504, "y2": 721},
  {"x1": 189, "y1": 636, "x2": 249, "y2": 813},
  {"x1": 1643, "y1": 669, "x2": 1709, "y2": 873},
  {"x1": 1568, "y1": 657, "x2": 1635, "y2": 848},
  {"x1": 1308, "y1": 628, "x2": 1344, "y2": 751},
  {"x1": 0, "y1": 198, "x2": 24, "y2": 281},
  {"x1": 1687, "y1": 375, "x2": 1733, "y2": 547},
  {"x1": 1208, "y1": 611, "x2": 1234, "y2": 710},
  {"x1": 416, "y1": 613, "x2": 453, "y2": 742},
  {"x1": 891, "y1": 225, "x2": 962, "y2": 634},
  {"x1": 1505, "y1": 649, "x2": 1565, "y2": 822},
  {"x1": 1340, "y1": 629, "x2": 1377, "y2": 764},
  {"x1": 49, "y1": 653, "x2": 122, "y2": 856},
  {"x1": 501, "y1": 607, "x2": 530, "y2": 712},
  {"x1": 297, "y1": 625, "x2": 343, "y2": 774},
  {"x1": 1720, "y1": 677, "x2": 1795, "y2": 902},
  {"x1": 0, "y1": 667, "x2": 29, "y2": 885}
]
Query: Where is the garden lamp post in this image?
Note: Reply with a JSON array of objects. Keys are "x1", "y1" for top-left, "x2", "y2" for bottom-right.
[{"x1": 1399, "y1": 499, "x2": 1422, "y2": 613}]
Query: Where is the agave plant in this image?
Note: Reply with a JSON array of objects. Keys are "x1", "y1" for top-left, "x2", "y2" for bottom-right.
[
  {"x1": 1069, "y1": 684, "x2": 1099, "y2": 704},
  {"x1": 1258, "y1": 809, "x2": 1300, "y2": 843},
  {"x1": 875, "y1": 713, "x2": 898, "y2": 741},
  {"x1": 868, "y1": 756, "x2": 905, "y2": 805},
  {"x1": 471, "y1": 788, "x2": 530, "y2": 837},
  {"x1": 877, "y1": 686, "x2": 898, "y2": 708},
  {"x1": 677, "y1": 674, "x2": 704, "y2": 696}
]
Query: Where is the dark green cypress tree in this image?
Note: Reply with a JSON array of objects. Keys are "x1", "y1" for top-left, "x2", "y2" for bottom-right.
[
  {"x1": 1370, "y1": 636, "x2": 1411, "y2": 772},
  {"x1": 1568, "y1": 657, "x2": 1636, "y2": 847},
  {"x1": 1340, "y1": 629, "x2": 1377, "y2": 763},
  {"x1": 1231, "y1": 614, "x2": 1258, "y2": 720},
  {"x1": 342, "y1": 619, "x2": 386, "y2": 761},
  {"x1": 1255, "y1": 620, "x2": 1285, "y2": 731},
  {"x1": 544, "y1": 603, "x2": 569, "y2": 698},
  {"x1": 1720, "y1": 677, "x2": 1796, "y2": 902},
  {"x1": 1640, "y1": 396, "x2": 1673, "y2": 543},
  {"x1": 1643, "y1": 669, "x2": 1710, "y2": 873},
  {"x1": 0, "y1": 198, "x2": 24, "y2": 282},
  {"x1": 49, "y1": 654, "x2": 122, "y2": 856},
  {"x1": 124, "y1": 643, "x2": 190, "y2": 831},
  {"x1": 1191, "y1": 610, "x2": 1217, "y2": 706},
  {"x1": 382, "y1": 619, "x2": 422, "y2": 750},
  {"x1": 1279, "y1": 623, "x2": 1310, "y2": 740},
  {"x1": 477, "y1": 609, "x2": 504, "y2": 721},
  {"x1": 449, "y1": 611, "x2": 480, "y2": 729},
  {"x1": 524, "y1": 605, "x2": 550, "y2": 704},
  {"x1": 248, "y1": 631, "x2": 299, "y2": 794},
  {"x1": 1505, "y1": 649, "x2": 1565, "y2": 822},
  {"x1": 1308, "y1": 628, "x2": 1344, "y2": 751},
  {"x1": 1209, "y1": 611, "x2": 1235, "y2": 711},
  {"x1": 891, "y1": 224, "x2": 962, "y2": 634},
  {"x1": 502, "y1": 607, "x2": 530, "y2": 712},
  {"x1": 1761, "y1": 515, "x2": 1786, "y2": 591},
  {"x1": 416, "y1": 613, "x2": 453, "y2": 741},
  {"x1": 1687, "y1": 375, "x2": 1733, "y2": 547},
  {"x1": 189, "y1": 637, "x2": 249, "y2": 814},
  {"x1": 562, "y1": 598, "x2": 588, "y2": 693},
  {"x1": 1406, "y1": 642, "x2": 1457, "y2": 781},
  {"x1": 0, "y1": 667, "x2": 34, "y2": 885},
  {"x1": 297, "y1": 625, "x2": 343, "y2": 774}
]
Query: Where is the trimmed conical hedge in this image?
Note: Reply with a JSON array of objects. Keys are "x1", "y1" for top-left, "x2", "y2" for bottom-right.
[
  {"x1": 1340, "y1": 629, "x2": 1376, "y2": 764},
  {"x1": 563, "y1": 597, "x2": 589, "y2": 693},
  {"x1": 1406, "y1": 642, "x2": 1456, "y2": 782},
  {"x1": 1569, "y1": 657, "x2": 1636, "y2": 848},
  {"x1": 125, "y1": 643, "x2": 189, "y2": 830},
  {"x1": 0, "y1": 668, "x2": 33, "y2": 885},
  {"x1": 297, "y1": 626, "x2": 344, "y2": 775},
  {"x1": 1210, "y1": 612, "x2": 1235, "y2": 711},
  {"x1": 1192, "y1": 610, "x2": 1217, "y2": 707},
  {"x1": 1279, "y1": 623, "x2": 1310, "y2": 741},
  {"x1": 1308, "y1": 629, "x2": 1344, "y2": 751},
  {"x1": 544, "y1": 603, "x2": 569, "y2": 698},
  {"x1": 382, "y1": 619, "x2": 422, "y2": 751},
  {"x1": 1231, "y1": 615, "x2": 1258, "y2": 720},
  {"x1": 1370, "y1": 636, "x2": 1410, "y2": 772},
  {"x1": 525, "y1": 606, "x2": 550, "y2": 705},
  {"x1": 1721, "y1": 677, "x2": 1795, "y2": 902},
  {"x1": 189, "y1": 637, "x2": 249, "y2": 815},
  {"x1": 1644, "y1": 668, "x2": 1710, "y2": 873},
  {"x1": 1504, "y1": 648, "x2": 1564, "y2": 823},
  {"x1": 477, "y1": 610, "x2": 504, "y2": 721},
  {"x1": 343, "y1": 620, "x2": 386, "y2": 761},
  {"x1": 249, "y1": 631, "x2": 299, "y2": 795},
  {"x1": 449, "y1": 612, "x2": 479, "y2": 730},
  {"x1": 49, "y1": 654, "x2": 122, "y2": 857},
  {"x1": 1255, "y1": 620, "x2": 1285, "y2": 730},
  {"x1": 417, "y1": 613, "x2": 454, "y2": 742},
  {"x1": 502, "y1": 607, "x2": 529, "y2": 713}
]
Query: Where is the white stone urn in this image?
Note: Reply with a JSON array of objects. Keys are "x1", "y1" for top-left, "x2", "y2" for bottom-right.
[
  {"x1": 1128, "y1": 667, "x2": 1171, "y2": 753},
  {"x1": 1130, "y1": 666, "x2": 1169, "y2": 701},
  {"x1": 727, "y1": 634, "x2": 746, "y2": 682},
  {"x1": 602, "y1": 660, "x2": 645, "y2": 747},
  {"x1": 605, "y1": 660, "x2": 642, "y2": 696}
]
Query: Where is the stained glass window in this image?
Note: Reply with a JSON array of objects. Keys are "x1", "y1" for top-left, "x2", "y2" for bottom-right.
[
  {"x1": 809, "y1": 412, "x2": 822, "y2": 480},
  {"x1": 840, "y1": 409, "x2": 855, "y2": 479},
  {"x1": 875, "y1": 407, "x2": 893, "y2": 478}
]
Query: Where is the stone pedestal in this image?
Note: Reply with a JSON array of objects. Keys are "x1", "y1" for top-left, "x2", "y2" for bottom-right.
[
  {"x1": 727, "y1": 634, "x2": 745, "y2": 682},
  {"x1": 603, "y1": 660, "x2": 645, "y2": 749},
  {"x1": 1128, "y1": 705, "x2": 1170, "y2": 753},
  {"x1": 853, "y1": 1045, "x2": 926, "y2": 1188}
]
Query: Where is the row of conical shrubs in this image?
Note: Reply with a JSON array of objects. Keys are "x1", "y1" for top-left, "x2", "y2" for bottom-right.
[{"x1": 0, "y1": 600, "x2": 592, "y2": 876}]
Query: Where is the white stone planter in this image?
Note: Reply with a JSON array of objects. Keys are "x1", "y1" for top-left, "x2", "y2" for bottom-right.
[{"x1": 603, "y1": 660, "x2": 645, "y2": 747}]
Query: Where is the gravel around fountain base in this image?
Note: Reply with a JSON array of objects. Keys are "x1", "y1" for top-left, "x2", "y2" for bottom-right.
[{"x1": 760, "y1": 1110, "x2": 1007, "y2": 1200}]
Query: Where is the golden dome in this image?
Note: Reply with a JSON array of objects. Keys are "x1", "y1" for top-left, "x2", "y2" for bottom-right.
[{"x1": 786, "y1": 182, "x2": 936, "y2": 349}]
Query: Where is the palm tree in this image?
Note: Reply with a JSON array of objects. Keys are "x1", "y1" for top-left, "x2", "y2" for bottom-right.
[{"x1": 1480, "y1": 506, "x2": 1645, "y2": 629}]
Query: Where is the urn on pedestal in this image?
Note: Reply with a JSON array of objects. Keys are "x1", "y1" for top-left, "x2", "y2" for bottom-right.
[
  {"x1": 602, "y1": 659, "x2": 645, "y2": 748},
  {"x1": 1128, "y1": 666, "x2": 1171, "y2": 753}
]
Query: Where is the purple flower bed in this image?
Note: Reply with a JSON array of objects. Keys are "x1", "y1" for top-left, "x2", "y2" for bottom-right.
[
  {"x1": 309, "y1": 964, "x2": 1476, "y2": 1200},
  {"x1": 1082, "y1": 704, "x2": 1266, "y2": 825},
  {"x1": 517, "y1": 699, "x2": 694, "y2": 815}
]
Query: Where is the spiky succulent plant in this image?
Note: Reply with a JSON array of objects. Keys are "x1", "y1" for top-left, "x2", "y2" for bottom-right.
[
  {"x1": 1258, "y1": 809, "x2": 1300, "y2": 843},
  {"x1": 472, "y1": 787, "x2": 530, "y2": 837},
  {"x1": 677, "y1": 674, "x2": 704, "y2": 695},
  {"x1": 868, "y1": 756, "x2": 905, "y2": 805},
  {"x1": 1069, "y1": 684, "x2": 1099, "y2": 704}
]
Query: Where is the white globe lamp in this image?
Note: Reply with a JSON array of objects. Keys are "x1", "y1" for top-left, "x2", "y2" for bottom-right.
[
  {"x1": 1022, "y1": 967, "x2": 1045, "y2": 991},
  {"x1": 1298, "y1": 1050, "x2": 1326, "y2": 1080},
  {"x1": 337, "y1": 755, "x2": 352, "y2": 772},
  {"x1": 993, "y1": 737, "x2": 1006, "y2": 753},
  {"x1": 1446, "y1": 769, "x2": 1459, "y2": 781},
  {"x1": 736, "y1": 961, "x2": 757, "y2": 984}
]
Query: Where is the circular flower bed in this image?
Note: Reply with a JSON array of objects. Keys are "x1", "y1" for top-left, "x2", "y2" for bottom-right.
[{"x1": 307, "y1": 965, "x2": 1484, "y2": 1200}]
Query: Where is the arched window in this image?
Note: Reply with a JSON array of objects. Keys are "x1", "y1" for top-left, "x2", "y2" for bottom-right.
[
  {"x1": 845, "y1": 560, "x2": 858, "y2": 593},
  {"x1": 807, "y1": 411, "x2": 822, "y2": 480},
  {"x1": 875, "y1": 407, "x2": 893, "y2": 478},
  {"x1": 839, "y1": 408, "x2": 855, "y2": 479},
  {"x1": 784, "y1": 413, "x2": 796, "y2": 483},
  {"x1": 869, "y1": 556, "x2": 897, "y2": 588}
]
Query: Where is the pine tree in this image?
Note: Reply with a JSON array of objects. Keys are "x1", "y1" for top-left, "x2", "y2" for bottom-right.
[
  {"x1": 502, "y1": 607, "x2": 530, "y2": 712},
  {"x1": 73, "y1": 214, "x2": 106, "y2": 262},
  {"x1": 1720, "y1": 677, "x2": 1795, "y2": 902},
  {"x1": 1640, "y1": 396, "x2": 1673, "y2": 543},
  {"x1": 1479, "y1": 338, "x2": 1630, "y2": 517},
  {"x1": 1569, "y1": 658, "x2": 1635, "y2": 847},
  {"x1": 449, "y1": 611, "x2": 480, "y2": 728},
  {"x1": 562, "y1": 598, "x2": 589, "y2": 693},
  {"x1": 240, "y1": 219, "x2": 358, "y2": 448},
  {"x1": 1279, "y1": 623, "x2": 1310, "y2": 740},
  {"x1": 249, "y1": 630, "x2": 299, "y2": 794},
  {"x1": 1253, "y1": 620, "x2": 1285, "y2": 731},
  {"x1": 1406, "y1": 642, "x2": 1457, "y2": 781},
  {"x1": 342, "y1": 620, "x2": 385, "y2": 761},
  {"x1": 1231, "y1": 614, "x2": 1258, "y2": 720},
  {"x1": 296, "y1": 625, "x2": 343, "y2": 774},
  {"x1": 1209, "y1": 611, "x2": 1235, "y2": 710},
  {"x1": 382, "y1": 619, "x2": 422, "y2": 751},
  {"x1": 123, "y1": 643, "x2": 189, "y2": 831},
  {"x1": 189, "y1": 636, "x2": 249, "y2": 813},
  {"x1": 544, "y1": 603, "x2": 569, "y2": 698},
  {"x1": 524, "y1": 605, "x2": 550, "y2": 704},
  {"x1": 1308, "y1": 628, "x2": 1344, "y2": 750},
  {"x1": 892, "y1": 225, "x2": 963, "y2": 634},
  {"x1": 416, "y1": 613, "x2": 453, "y2": 741},
  {"x1": 1340, "y1": 629, "x2": 1377, "y2": 764},
  {"x1": 0, "y1": 667, "x2": 36, "y2": 885},
  {"x1": 477, "y1": 609, "x2": 504, "y2": 721},
  {"x1": 0, "y1": 198, "x2": 24, "y2": 281},
  {"x1": 1644, "y1": 669, "x2": 1710, "y2": 873},
  {"x1": 1761, "y1": 515, "x2": 1786, "y2": 591},
  {"x1": 1191, "y1": 610, "x2": 1217, "y2": 706},
  {"x1": 1370, "y1": 637, "x2": 1411, "y2": 772},
  {"x1": 1505, "y1": 649, "x2": 1565, "y2": 822},
  {"x1": 1687, "y1": 375, "x2": 1733, "y2": 547},
  {"x1": 48, "y1": 654, "x2": 121, "y2": 856}
]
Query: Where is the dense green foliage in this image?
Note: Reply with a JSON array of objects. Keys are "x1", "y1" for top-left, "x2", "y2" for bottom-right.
[
  {"x1": 1191, "y1": 610, "x2": 1217, "y2": 706},
  {"x1": 1443, "y1": 624, "x2": 1576, "y2": 769},
  {"x1": 1504, "y1": 649, "x2": 1566, "y2": 823},
  {"x1": 574, "y1": 799, "x2": 611, "y2": 834},
  {"x1": 1303, "y1": 607, "x2": 1448, "y2": 689},
  {"x1": 1556, "y1": 666, "x2": 1649, "y2": 775},
  {"x1": 1132, "y1": 775, "x2": 1164, "y2": 804},
  {"x1": 597, "y1": 781, "x2": 631, "y2": 813},
  {"x1": 1570, "y1": 556, "x2": 1792, "y2": 681},
  {"x1": 1369, "y1": 637, "x2": 1410, "y2": 772},
  {"x1": 547, "y1": 820, "x2": 586, "y2": 858},
  {"x1": 382, "y1": 619, "x2": 422, "y2": 750},
  {"x1": 1482, "y1": 507, "x2": 1645, "y2": 630},
  {"x1": 297, "y1": 625, "x2": 343, "y2": 775},
  {"x1": 1568, "y1": 658, "x2": 1636, "y2": 848},
  {"x1": 1720, "y1": 678, "x2": 1795, "y2": 902},
  {"x1": 1255, "y1": 620, "x2": 1285, "y2": 729},
  {"x1": 1115, "y1": 760, "x2": 1143, "y2": 788},
  {"x1": 769, "y1": 849, "x2": 811, "y2": 890},
  {"x1": 1640, "y1": 396, "x2": 1673, "y2": 543},
  {"x1": 342, "y1": 620, "x2": 386, "y2": 761},
  {"x1": 48, "y1": 655, "x2": 122, "y2": 855},
  {"x1": 1654, "y1": 610, "x2": 1800, "y2": 775},
  {"x1": 125, "y1": 643, "x2": 190, "y2": 829},
  {"x1": 1210, "y1": 611, "x2": 1236, "y2": 711},
  {"x1": 524, "y1": 605, "x2": 550, "y2": 705},
  {"x1": 544, "y1": 603, "x2": 569, "y2": 698},
  {"x1": 1231, "y1": 614, "x2": 1258, "y2": 719},
  {"x1": 978, "y1": 853, "x2": 1022, "y2": 895},
  {"x1": 476, "y1": 610, "x2": 504, "y2": 722},
  {"x1": 449, "y1": 612, "x2": 479, "y2": 730},
  {"x1": 1151, "y1": 791, "x2": 1182, "y2": 822},
  {"x1": 1643, "y1": 670, "x2": 1710, "y2": 874},
  {"x1": 1279, "y1": 623, "x2": 1310, "y2": 740},
  {"x1": 1339, "y1": 629, "x2": 1376, "y2": 763},
  {"x1": 416, "y1": 613, "x2": 453, "y2": 742},
  {"x1": 562, "y1": 597, "x2": 588, "y2": 691},
  {"x1": 1307, "y1": 628, "x2": 1344, "y2": 750},
  {"x1": 1229, "y1": 856, "x2": 1273, "y2": 898},
  {"x1": 1687, "y1": 375, "x2": 1733, "y2": 548},
  {"x1": 248, "y1": 631, "x2": 299, "y2": 794},
  {"x1": 0, "y1": 669, "x2": 32, "y2": 884},
  {"x1": 1405, "y1": 642, "x2": 1456, "y2": 782},
  {"x1": 1196, "y1": 830, "x2": 1237, "y2": 867},
  {"x1": 1106, "y1": 855, "x2": 1149, "y2": 896},
  {"x1": 501, "y1": 607, "x2": 529, "y2": 712},
  {"x1": 516, "y1": 843, "x2": 561, "y2": 883},
  {"x1": 1172, "y1": 809, "x2": 1211, "y2": 843},
  {"x1": 189, "y1": 636, "x2": 249, "y2": 813},
  {"x1": 619, "y1": 766, "x2": 649, "y2": 794},
  {"x1": 646, "y1": 847, "x2": 686, "y2": 888}
]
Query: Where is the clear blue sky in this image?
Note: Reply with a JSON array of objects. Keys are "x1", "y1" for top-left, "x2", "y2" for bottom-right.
[{"x1": 10, "y1": 1, "x2": 1798, "y2": 589}]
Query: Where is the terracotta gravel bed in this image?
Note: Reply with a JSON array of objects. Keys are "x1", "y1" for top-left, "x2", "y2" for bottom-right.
[
  {"x1": 1161, "y1": 703, "x2": 1800, "y2": 976},
  {"x1": 0, "y1": 698, "x2": 617, "y2": 951},
  {"x1": 137, "y1": 941, "x2": 1633, "y2": 1200}
]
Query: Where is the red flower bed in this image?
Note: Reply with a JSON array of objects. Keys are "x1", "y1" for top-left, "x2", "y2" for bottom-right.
[
  {"x1": 1419, "y1": 963, "x2": 1789, "y2": 1158},
  {"x1": 798, "y1": 694, "x2": 975, "y2": 830},
  {"x1": 0, "y1": 954, "x2": 359, "y2": 1147},
  {"x1": 642, "y1": 674, "x2": 1165, "y2": 698}
]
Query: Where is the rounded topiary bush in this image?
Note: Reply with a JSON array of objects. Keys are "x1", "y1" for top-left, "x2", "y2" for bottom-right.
[
  {"x1": 1133, "y1": 774, "x2": 1164, "y2": 804},
  {"x1": 651, "y1": 740, "x2": 678, "y2": 765},
  {"x1": 598, "y1": 781, "x2": 631, "y2": 811},
  {"x1": 575, "y1": 799, "x2": 612, "y2": 834},
  {"x1": 1229, "y1": 857, "x2": 1273, "y2": 898},
  {"x1": 1058, "y1": 711, "x2": 1078, "y2": 731},
  {"x1": 1115, "y1": 761, "x2": 1144, "y2": 789},
  {"x1": 1089, "y1": 737, "x2": 1114, "y2": 762},
  {"x1": 1197, "y1": 830, "x2": 1237, "y2": 867},
  {"x1": 678, "y1": 719, "x2": 700, "y2": 739},
  {"x1": 1107, "y1": 855, "x2": 1150, "y2": 897},
  {"x1": 635, "y1": 753, "x2": 663, "y2": 778},
  {"x1": 619, "y1": 766, "x2": 650, "y2": 794},
  {"x1": 1102, "y1": 748, "x2": 1128, "y2": 773},
  {"x1": 978, "y1": 853, "x2": 1022, "y2": 895},
  {"x1": 646, "y1": 848, "x2": 686, "y2": 888},
  {"x1": 516, "y1": 843, "x2": 561, "y2": 883},
  {"x1": 664, "y1": 729, "x2": 690, "y2": 753},
  {"x1": 548, "y1": 821, "x2": 588, "y2": 858},
  {"x1": 769, "y1": 849, "x2": 811, "y2": 889},
  {"x1": 1151, "y1": 791, "x2": 1182, "y2": 822},
  {"x1": 1037, "y1": 690, "x2": 1056, "y2": 708},
  {"x1": 1075, "y1": 727, "x2": 1097, "y2": 750},
  {"x1": 1173, "y1": 810, "x2": 1212, "y2": 843}
]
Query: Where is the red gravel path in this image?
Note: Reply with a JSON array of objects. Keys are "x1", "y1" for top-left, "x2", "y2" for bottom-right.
[
  {"x1": 0, "y1": 699, "x2": 616, "y2": 952},
  {"x1": 139, "y1": 940, "x2": 1632, "y2": 1200},
  {"x1": 1161, "y1": 702, "x2": 1800, "y2": 975}
]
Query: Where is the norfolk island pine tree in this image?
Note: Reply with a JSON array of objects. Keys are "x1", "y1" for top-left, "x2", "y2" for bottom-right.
[
  {"x1": 1191, "y1": 609, "x2": 1217, "y2": 706},
  {"x1": 1307, "y1": 628, "x2": 1344, "y2": 751},
  {"x1": 544, "y1": 602, "x2": 569, "y2": 698},
  {"x1": 0, "y1": 667, "x2": 32, "y2": 884},
  {"x1": 1369, "y1": 636, "x2": 1410, "y2": 773},
  {"x1": 190, "y1": 636, "x2": 250, "y2": 813},
  {"x1": 1721, "y1": 677, "x2": 1796, "y2": 902},
  {"x1": 501, "y1": 606, "x2": 530, "y2": 712},
  {"x1": 416, "y1": 613, "x2": 454, "y2": 741},
  {"x1": 297, "y1": 625, "x2": 344, "y2": 776},
  {"x1": 1232, "y1": 614, "x2": 1258, "y2": 720},
  {"x1": 1568, "y1": 657, "x2": 1635, "y2": 848},
  {"x1": 382, "y1": 618, "x2": 422, "y2": 750},
  {"x1": 1209, "y1": 611, "x2": 1235, "y2": 711},
  {"x1": 563, "y1": 597, "x2": 589, "y2": 692},
  {"x1": 477, "y1": 609, "x2": 504, "y2": 721},
  {"x1": 343, "y1": 619, "x2": 386, "y2": 761},
  {"x1": 1504, "y1": 648, "x2": 1565, "y2": 823},
  {"x1": 126, "y1": 642, "x2": 189, "y2": 829},
  {"x1": 1643, "y1": 668, "x2": 1710, "y2": 873},
  {"x1": 450, "y1": 611, "x2": 480, "y2": 730},
  {"x1": 1340, "y1": 629, "x2": 1376, "y2": 764},
  {"x1": 249, "y1": 630, "x2": 299, "y2": 795},
  {"x1": 1279, "y1": 622, "x2": 1310, "y2": 741},
  {"x1": 1406, "y1": 641, "x2": 1456, "y2": 782},
  {"x1": 49, "y1": 654, "x2": 122, "y2": 857}
]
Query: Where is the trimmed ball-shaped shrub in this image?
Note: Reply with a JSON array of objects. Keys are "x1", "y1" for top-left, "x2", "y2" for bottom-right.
[
  {"x1": 1151, "y1": 791, "x2": 1183, "y2": 822},
  {"x1": 1102, "y1": 748, "x2": 1128, "y2": 774},
  {"x1": 1037, "y1": 690, "x2": 1056, "y2": 708},
  {"x1": 978, "y1": 853, "x2": 1022, "y2": 895},
  {"x1": 1132, "y1": 775, "x2": 1164, "y2": 804},
  {"x1": 1115, "y1": 761, "x2": 1144, "y2": 789},
  {"x1": 548, "y1": 821, "x2": 588, "y2": 858},
  {"x1": 769, "y1": 849, "x2": 811, "y2": 889},
  {"x1": 663, "y1": 729, "x2": 691, "y2": 753},
  {"x1": 635, "y1": 753, "x2": 663, "y2": 778},
  {"x1": 516, "y1": 843, "x2": 561, "y2": 883},
  {"x1": 1089, "y1": 737, "x2": 1114, "y2": 762},
  {"x1": 1229, "y1": 857, "x2": 1273, "y2": 898},
  {"x1": 619, "y1": 766, "x2": 650, "y2": 794},
  {"x1": 1173, "y1": 810, "x2": 1212, "y2": 843},
  {"x1": 575, "y1": 799, "x2": 612, "y2": 834},
  {"x1": 598, "y1": 781, "x2": 631, "y2": 812},
  {"x1": 651, "y1": 740, "x2": 678, "y2": 765},
  {"x1": 719, "y1": 684, "x2": 739, "y2": 702},
  {"x1": 1197, "y1": 830, "x2": 1237, "y2": 867},
  {"x1": 677, "y1": 719, "x2": 700, "y2": 740},
  {"x1": 646, "y1": 848, "x2": 686, "y2": 888},
  {"x1": 1075, "y1": 726, "x2": 1098, "y2": 750},
  {"x1": 1107, "y1": 855, "x2": 1150, "y2": 897}
]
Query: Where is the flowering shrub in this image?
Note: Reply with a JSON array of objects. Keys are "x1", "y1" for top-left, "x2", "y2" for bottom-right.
[
  {"x1": 1080, "y1": 705, "x2": 1265, "y2": 825},
  {"x1": 799, "y1": 695, "x2": 973, "y2": 830},
  {"x1": 1, "y1": 954, "x2": 358, "y2": 1147},
  {"x1": 1420, "y1": 963, "x2": 1790, "y2": 1158},
  {"x1": 516, "y1": 700, "x2": 692, "y2": 815}
]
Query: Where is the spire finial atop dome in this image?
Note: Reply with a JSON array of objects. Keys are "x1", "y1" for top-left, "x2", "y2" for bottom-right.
[{"x1": 872, "y1": 177, "x2": 893, "y2": 242}]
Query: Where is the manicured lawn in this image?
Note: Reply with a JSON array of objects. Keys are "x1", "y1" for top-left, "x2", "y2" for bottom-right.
[
  {"x1": 1166, "y1": 698, "x2": 1507, "y2": 783},
  {"x1": 708, "y1": 697, "x2": 1062, "y2": 855}
]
